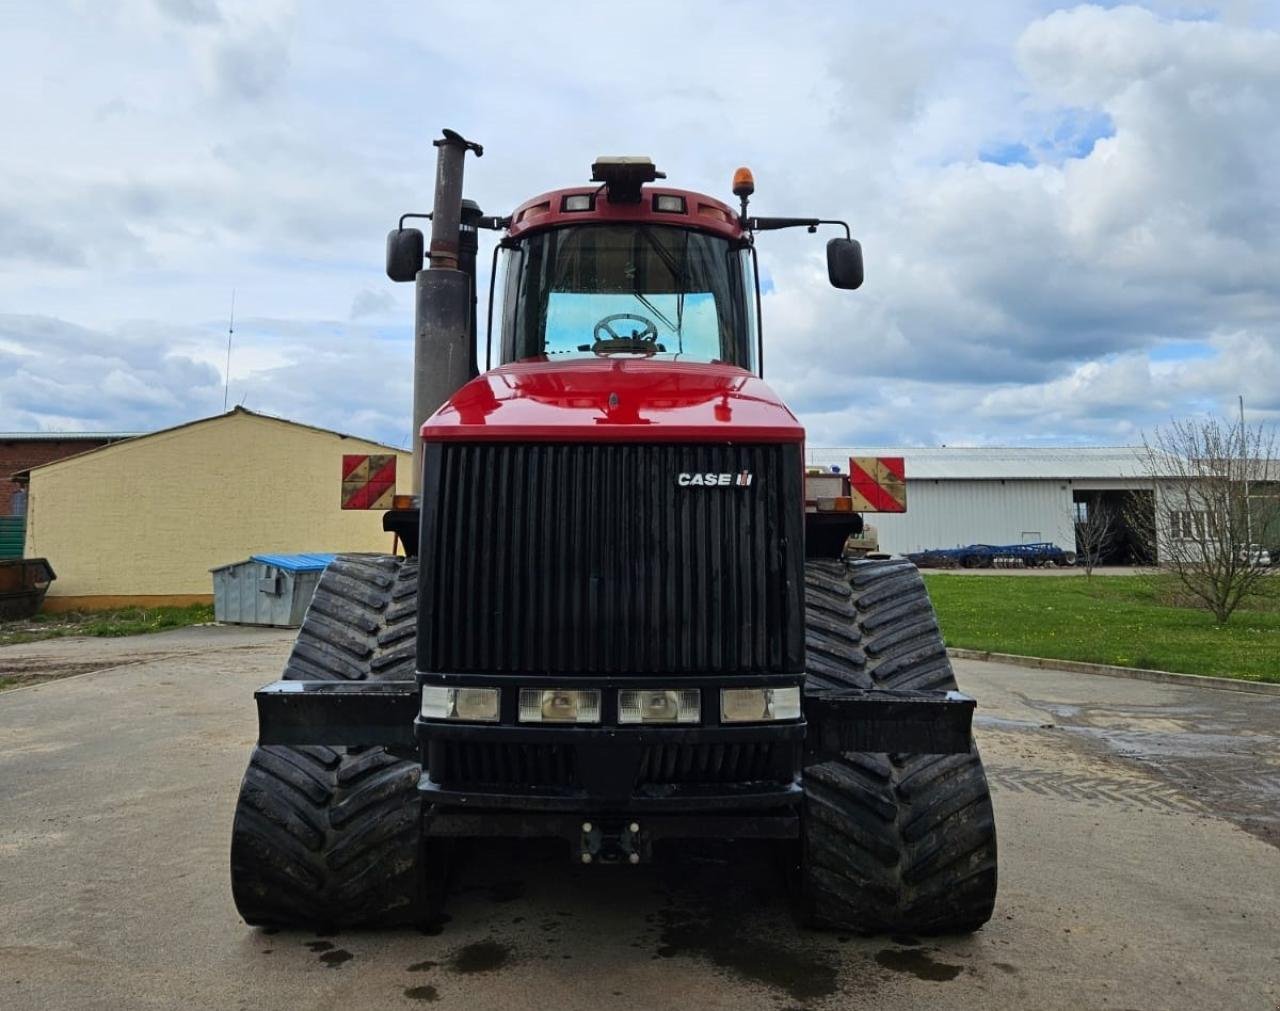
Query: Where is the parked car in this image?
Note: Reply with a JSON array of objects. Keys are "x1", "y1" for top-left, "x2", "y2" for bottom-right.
[{"x1": 1240, "y1": 544, "x2": 1273, "y2": 566}]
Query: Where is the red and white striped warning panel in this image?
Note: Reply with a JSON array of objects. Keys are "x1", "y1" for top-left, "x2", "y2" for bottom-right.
[
  {"x1": 341, "y1": 454, "x2": 397, "y2": 510},
  {"x1": 849, "y1": 456, "x2": 906, "y2": 513}
]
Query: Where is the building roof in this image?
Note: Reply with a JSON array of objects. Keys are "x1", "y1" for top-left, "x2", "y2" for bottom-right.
[
  {"x1": 806, "y1": 446, "x2": 1150, "y2": 480},
  {"x1": 19, "y1": 407, "x2": 408, "y2": 480},
  {"x1": 0, "y1": 431, "x2": 138, "y2": 442}
]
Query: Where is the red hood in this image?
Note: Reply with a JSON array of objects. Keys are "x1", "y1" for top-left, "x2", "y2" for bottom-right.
[{"x1": 421, "y1": 359, "x2": 803, "y2": 443}]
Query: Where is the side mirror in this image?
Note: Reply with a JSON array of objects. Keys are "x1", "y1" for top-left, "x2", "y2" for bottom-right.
[
  {"x1": 827, "y1": 237, "x2": 863, "y2": 290},
  {"x1": 386, "y1": 228, "x2": 425, "y2": 282}
]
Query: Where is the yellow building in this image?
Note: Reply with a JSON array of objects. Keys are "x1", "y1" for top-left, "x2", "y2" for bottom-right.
[{"x1": 23, "y1": 408, "x2": 411, "y2": 610}]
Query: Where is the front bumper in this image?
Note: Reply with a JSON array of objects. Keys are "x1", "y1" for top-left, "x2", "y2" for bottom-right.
[
  {"x1": 254, "y1": 674, "x2": 974, "y2": 777},
  {"x1": 252, "y1": 673, "x2": 974, "y2": 853}
]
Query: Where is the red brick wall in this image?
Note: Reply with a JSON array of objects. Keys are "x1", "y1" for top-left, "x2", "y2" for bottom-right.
[{"x1": 1, "y1": 439, "x2": 117, "y2": 515}]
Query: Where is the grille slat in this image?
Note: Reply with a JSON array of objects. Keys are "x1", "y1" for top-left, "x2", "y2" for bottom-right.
[
  {"x1": 434, "y1": 742, "x2": 579, "y2": 789},
  {"x1": 419, "y1": 442, "x2": 804, "y2": 675},
  {"x1": 635, "y1": 742, "x2": 782, "y2": 786}
]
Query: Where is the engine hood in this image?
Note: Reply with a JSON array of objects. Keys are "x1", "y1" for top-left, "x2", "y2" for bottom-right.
[{"x1": 421, "y1": 359, "x2": 803, "y2": 443}]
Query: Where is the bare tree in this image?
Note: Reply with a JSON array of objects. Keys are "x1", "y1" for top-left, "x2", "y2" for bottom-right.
[
  {"x1": 1074, "y1": 496, "x2": 1116, "y2": 577},
  {"x1": 1135, "y1": 416, "x2": 1279, "y2": 624}
]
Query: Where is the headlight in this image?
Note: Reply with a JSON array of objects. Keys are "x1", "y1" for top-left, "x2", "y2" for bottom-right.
[
  {"x1": 618, "y1": 688, "x2": 701, "y2": 724},
  {"x1": 720, "y1": 686, "x2": 801, "y2": 723},
  {"x1": 518, "y1": 688, "x2": 601, "y2": 724},
  {"x1": 420, "y1": 686, "x2": 500, "y2": 722}
]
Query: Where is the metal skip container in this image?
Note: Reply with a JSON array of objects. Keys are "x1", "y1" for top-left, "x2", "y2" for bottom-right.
[{"x1": 210, "y1": 553, "x2": 337, "y2": 627}]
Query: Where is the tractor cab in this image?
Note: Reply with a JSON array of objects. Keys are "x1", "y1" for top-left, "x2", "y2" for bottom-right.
[
  {"x1": 387, "y1": 155, "x2": 864, "y2": 380},
  {"x1": 497, "y1": 209, "x2": 758, "y2": 369},
  {"x1": 492, "y1": 158, "x2": 861, "y2": 375}
]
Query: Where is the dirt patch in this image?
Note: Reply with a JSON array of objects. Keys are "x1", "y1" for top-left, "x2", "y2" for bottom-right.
[{"x1": 0, "y1": 658, "x2": 113, "y2": 691}]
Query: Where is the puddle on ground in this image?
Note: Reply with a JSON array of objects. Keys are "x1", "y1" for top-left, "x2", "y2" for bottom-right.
[
  {"x1": 875, "y1": 948, "x2": 962, "y2": 982},
  {"x1": 449, "y1": 940, "x2": 510, "y2": 974}
]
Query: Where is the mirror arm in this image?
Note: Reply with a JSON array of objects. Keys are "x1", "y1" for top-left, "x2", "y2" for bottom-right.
[
  {"x1": 398, "y1": 212, "x2": 432, "y2": 231},
  {"x1": 748, "y1": 217, "x2": 851, "y2": 240},
  {"x1": 401, "y1": 212, "x2": 508, "y2": 232}
]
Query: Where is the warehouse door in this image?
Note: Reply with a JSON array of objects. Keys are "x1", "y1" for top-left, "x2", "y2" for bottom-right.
[{"x1": 1073, "y1": 490, "x2": 1155, "y2": 565}]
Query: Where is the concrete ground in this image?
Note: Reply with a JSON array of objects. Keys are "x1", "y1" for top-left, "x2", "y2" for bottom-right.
[
  {"x1": 920, "y1": 565, "x2": 1156, "y2": 576},
  {"x1": 0, "y1": 627, "x2": 1276, "y2": 1010}
]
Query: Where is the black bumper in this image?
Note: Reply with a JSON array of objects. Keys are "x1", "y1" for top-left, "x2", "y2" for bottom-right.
[{"x1": 254, "y1": 675, "x2": 976, "y2": 805}]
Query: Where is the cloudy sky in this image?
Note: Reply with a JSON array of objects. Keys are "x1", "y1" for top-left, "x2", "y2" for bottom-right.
[{"x1": 1, "y1": 1, "x2": 1278, "y2": 448}]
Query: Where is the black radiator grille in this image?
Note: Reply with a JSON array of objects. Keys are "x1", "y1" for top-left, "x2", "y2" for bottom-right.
[
  {"x1": 635, "y1": 742, "x2": 787, "y2": 785},
  {"x1": 418, "y1": 442, "x2": 804, "y2": 674},
  {"x1": 431, "y1": 741, "x2": 578, "y2": 789}
]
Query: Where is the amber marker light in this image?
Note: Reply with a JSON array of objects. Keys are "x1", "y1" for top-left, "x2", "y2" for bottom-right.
[{"x1": 732, "y1": 166, "x2": 755, "y2": 197}]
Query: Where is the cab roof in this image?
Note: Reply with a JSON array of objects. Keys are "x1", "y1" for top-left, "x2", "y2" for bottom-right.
[{"x1": 506, "y1": 186, "x2": 744, "y2": 242}]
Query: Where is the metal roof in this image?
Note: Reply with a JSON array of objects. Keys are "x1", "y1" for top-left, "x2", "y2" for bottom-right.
[
  {"x1": 806, "y1": 446, "x2": 1150, "y2": 480},
  {"x1": 0, "y1": 432, "x2": 138, "y2": 442},
  {"x1": 249, "y1": 553, "x2": 337, "y2": 573}
]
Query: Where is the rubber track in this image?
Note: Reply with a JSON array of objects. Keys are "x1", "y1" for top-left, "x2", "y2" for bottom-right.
[
  {"x1": 231, "y1": 555, "x2": 425, "y2": 927},
  {"x1": 801, "y1": 558, "x2": 998, "y2": 933}
]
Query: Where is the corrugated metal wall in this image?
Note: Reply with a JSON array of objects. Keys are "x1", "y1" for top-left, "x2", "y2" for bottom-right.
[
  {"x1": 868, "y1": 479, "x2": 1076, "y2": 555},
  {"x1": 0, "y1": 516, "x2": 24, "y2": 559}
]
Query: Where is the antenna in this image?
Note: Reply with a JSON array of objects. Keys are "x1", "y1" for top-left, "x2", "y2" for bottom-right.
[{"x1": 223, "y1": 289, "x2": 236, "y2": 412}]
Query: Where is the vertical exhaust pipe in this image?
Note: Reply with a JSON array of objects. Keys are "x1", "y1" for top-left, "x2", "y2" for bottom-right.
[{"x1": 411, "y1": 129, "x2": 483, "y2": 495}]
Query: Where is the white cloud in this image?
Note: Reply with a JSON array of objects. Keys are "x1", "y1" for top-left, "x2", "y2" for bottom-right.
[{"x1": 0, "y1": 2, "x2": 1276, "y2": 447}]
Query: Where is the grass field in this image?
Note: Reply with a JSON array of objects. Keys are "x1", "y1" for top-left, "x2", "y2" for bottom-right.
[
  {"x1": 0, "y1": 604, "x2": 215, "y2": 648},
  {"x1": 923, "y1": 573, "x2": 1280, "y2": 683}
]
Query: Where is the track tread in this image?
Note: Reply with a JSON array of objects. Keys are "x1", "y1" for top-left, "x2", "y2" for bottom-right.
[
  {"x1": 801, "y1": 558, "x2": 998, "y2": 934},
  {"x1": 231, "y1": 554, "x2": 427, "y2": 928}
]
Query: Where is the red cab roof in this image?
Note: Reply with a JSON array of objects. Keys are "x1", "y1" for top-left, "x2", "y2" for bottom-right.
[{"x1": 507, "y1": 186, "x2": 744, "y2": 242}]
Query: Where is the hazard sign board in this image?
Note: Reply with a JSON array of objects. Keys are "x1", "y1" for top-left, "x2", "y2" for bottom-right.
[
  {"x1": 849, "y1": 457, "x2": 906, "y2": 513},
  {"x1": 341, "y1": 454, "x2": 396, "y2": 510}
]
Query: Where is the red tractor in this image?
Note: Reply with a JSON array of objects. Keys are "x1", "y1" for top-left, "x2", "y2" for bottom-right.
[{"x1": 230, "y1": 130, "x2": 997, "y2": 934}]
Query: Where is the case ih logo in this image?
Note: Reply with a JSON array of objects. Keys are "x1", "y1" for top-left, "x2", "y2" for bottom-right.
[{"x1": 677, "y1": 471, "x2": 754, "y2": 487}]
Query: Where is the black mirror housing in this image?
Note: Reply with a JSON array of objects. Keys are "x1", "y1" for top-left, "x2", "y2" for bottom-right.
[
  {"x1": 386, "y1": 228, "x2": 425, "y2": 282},
  {"x1": 827, "y1": 237, "x2": 863, "y2": 290}
]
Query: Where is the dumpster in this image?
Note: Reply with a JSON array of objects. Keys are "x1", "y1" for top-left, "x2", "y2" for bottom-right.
[
  {"x1": 0, "y1": 558, "x2": 56, "y2": 620},
  {"x1": 211, "y1": 553, "x2": 336, "y2": 627}
]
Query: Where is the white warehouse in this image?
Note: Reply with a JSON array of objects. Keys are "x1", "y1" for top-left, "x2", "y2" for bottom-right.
[{"x1": 805, "y1": 447, "x2": 1155, "y2": 562}]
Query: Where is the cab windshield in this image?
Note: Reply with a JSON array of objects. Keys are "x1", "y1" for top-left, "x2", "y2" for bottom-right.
[{"x1": 500, "y1": 224, "x2": 757, "y2": 369}]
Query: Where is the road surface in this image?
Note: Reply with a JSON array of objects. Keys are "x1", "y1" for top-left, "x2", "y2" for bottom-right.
[{"x1": 0, "y1": 627, "x2": 1276, "y2": 1010}]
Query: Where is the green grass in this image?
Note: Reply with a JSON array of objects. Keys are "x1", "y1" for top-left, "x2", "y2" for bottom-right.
[
  {"x1": 922, "y1": 573, "x2": 1280, "y2": 683},
  {"x1": 0, "y1": 604, "x2": 215, "y2": 647}
]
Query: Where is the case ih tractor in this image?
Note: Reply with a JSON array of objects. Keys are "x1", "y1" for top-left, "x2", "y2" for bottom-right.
[{"x1": 230, "y1": 130, "x2": 997, "y2": 934}]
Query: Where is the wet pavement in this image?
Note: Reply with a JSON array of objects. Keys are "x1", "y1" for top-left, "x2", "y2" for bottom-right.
[{"x1": 0, "y1": 628, "x2": 1277, "y2": 1010}]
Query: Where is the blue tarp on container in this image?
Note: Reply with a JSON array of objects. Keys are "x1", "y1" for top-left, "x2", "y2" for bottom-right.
[{"x1": 249, "y1": 553, "x2": 337, "y2": 573}]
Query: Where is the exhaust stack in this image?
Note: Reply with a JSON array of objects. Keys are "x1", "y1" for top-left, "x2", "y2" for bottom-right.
[{"x1": 400, "y1": 129, "x2": 483, "y2": 495}]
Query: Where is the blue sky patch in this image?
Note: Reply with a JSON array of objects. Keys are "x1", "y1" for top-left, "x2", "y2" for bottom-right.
[
  {"x1": 979, "y1": 141, "x2": 1036, "y2": 167},
  {"x1": 1148, "y1": 340, "x2": 1216, "y2": 363}
]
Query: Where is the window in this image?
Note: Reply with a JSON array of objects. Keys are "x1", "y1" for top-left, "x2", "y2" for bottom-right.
[
  {"x1": 1169, "y1": 509, "x2": 1208, "y2": 541},
  {"x1": 500, "y1": 224, "x2": 756, "y2": 369}
]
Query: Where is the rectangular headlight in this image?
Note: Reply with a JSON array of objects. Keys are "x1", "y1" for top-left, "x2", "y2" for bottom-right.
[
  {"x1": 518, "y1": 688, "x2": 601, "y2": 724},
  {"x1": 720, "y1": 687, "x2": 801, "y2": 723},
  {"x1": 420, "y1": 686, "x2": 500, "y2": 722},
  {"x1": 562, "y1": 193, "x2": 594, "y2": 212},
  {"x1": 618, "y1": 688, "x2": 701, "y2": 724}
]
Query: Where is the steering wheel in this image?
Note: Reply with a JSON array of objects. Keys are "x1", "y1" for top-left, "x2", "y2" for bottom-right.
[{"x1": 593, "y1": 313, "x2": 659, "y2": 345}]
